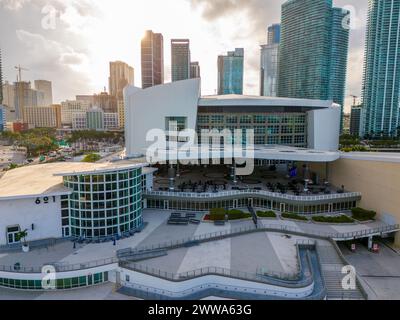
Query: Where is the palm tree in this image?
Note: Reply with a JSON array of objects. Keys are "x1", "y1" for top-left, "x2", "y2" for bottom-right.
[{"x1": 16, "y1": 229, "x2": 28, "y2": 246}]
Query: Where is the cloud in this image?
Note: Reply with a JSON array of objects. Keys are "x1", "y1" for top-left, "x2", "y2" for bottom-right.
[
  {"x1": 189, "y1": 0, "x2": 368, "y2": 110},
  {"x1": 0, "y1": 0, "x2": 31, "y2": 10}
]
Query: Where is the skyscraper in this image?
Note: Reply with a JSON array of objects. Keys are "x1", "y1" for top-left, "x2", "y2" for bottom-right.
[
  {"x1": 14, "y1": 81, "x2": 38, "y2": 120},
  {"x1": 171, "y1": 39, "x2": 191, "y2": 82},
  {"x1": 190, "y1": 62, "x2": 201, "y2": 79},
  {"x1": 0, "y1": 106, "x2": 4, "y2": 132},
  {"x1": 267, "y1": 24, "x2": 281, "y2": 45},
  {"x1": 260, "y1": 24, "x2": 280, "y2": 97},
  {"x1": 218, "y1": 48, "x2": 244, "y2": 95},
  {"x1": 34, "y1": 80, "x2": 53, "y2": 106},
  {"x1": 362, "y1": 0, "x2": 400, "y2": 137},
  {"x1": 109, "y1": 61, "x2": 134, "y2": 99},
  {"x1": 277, "y1": 0, "x2": 349, "y2": 130},
  {"x1": 141, "y1": 30, "x2": 164, "y2": 89},
  {"x1": 0, "y1": 48, "x2": 3, "y2": 105},
  {"x1": 350, "y1": 105, "x2": 362, "y2": 137}
]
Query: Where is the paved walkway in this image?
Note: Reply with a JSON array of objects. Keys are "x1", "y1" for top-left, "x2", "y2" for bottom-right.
[
  {"x1": 0, "y1": 210, "x2": 393, "y2": 271},
  {"x1": 341, "y1": 242, "x2": 400, "y2": 300}
]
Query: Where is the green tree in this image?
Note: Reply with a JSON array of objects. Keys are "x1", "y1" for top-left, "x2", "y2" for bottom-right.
[{"x1": 82, "y1": 153, "x2": 101, "y2": 163}]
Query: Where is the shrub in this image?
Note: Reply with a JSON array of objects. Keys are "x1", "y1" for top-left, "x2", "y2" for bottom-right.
[
  {"x1": 312, "y1": 215, "x2": 354, "y2": 224},
  {"x1": 209, "y1": 208, "x2": 226, "y2": 221},
  {"x1": 82, "y1": 153, "x2": 101, "y2": 163},
  {"x1": 281, "y1": 213, "x2": 308, "y2": 221},
  {"x1": 209, "y1": 208, "x2": 251, "y2": 221},
  {"x1": 257, "y1": 211, "x2": 277, "y2": 218},
  {"x1": 227, "y1": 210, "x2": 251, "y2": 220},
  {"x1": 351, "y1": 207, "x2": 376, "y2": 221}
]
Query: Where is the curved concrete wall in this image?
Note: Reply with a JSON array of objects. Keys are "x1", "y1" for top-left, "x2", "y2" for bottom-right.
[{"x1": 125, "y1": 79, "x2": 201, "y2": 157}]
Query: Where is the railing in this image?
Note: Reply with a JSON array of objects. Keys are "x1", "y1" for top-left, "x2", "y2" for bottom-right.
[
  {"x1": 120, "y1": 242, "x2": 316, "y2": 288},
  {"x1": 328, "y1": 240, "x2": 369, "y2": 300},
  {"x1": 0, "y1": 257, "x2": 118, "y2": 274},
  {"x1": 0, "y1": 224, "x2": 398, "y2": 275},
  {"x1": 144, "y1": 190, "x2": 362, "y2": 202},
  {"x1": 120, "y1": 281, "x2": 313, "y2": 301},
  {"x1": 123, "y1": 223, "x2": 400, "y2": 254}
]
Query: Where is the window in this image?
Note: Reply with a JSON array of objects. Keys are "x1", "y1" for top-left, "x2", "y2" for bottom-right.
[
  {"x1": 165, "y1": 117, "x2": 187, "y2": 132},
  {"x1": 253, "y1": 115, "x2": 266, "y2": 124},
  {"x1": 255, "y1": 126, "x2": 266, "y2": 135},
  {"x1": 281, "y1": 136, "x2": 293, "y2": 145},
  {"x1": 211, "y1": 115, "x2": 224, "y2": 124},
  {"x1": 240, "y1": 115, "x2": 252, "y2": 124},
  {"x1": 267, "y1": 126, "x2": 280, "y2": 135},
  {"x1": 294, "y1": 136, "x2": 305, "y2": 144},
  {"x1": 6, "y1": 226, "x2": 20, "y2": 245},
  {"x1": 226, "y1": 115, "x2": 238, "y2": 124},
  {"x1": 197, "y1": 115, "x2": 209, "y2": 124},
  {"x1": 281, "y1": 125, "x2": 293, "y2": 134}
]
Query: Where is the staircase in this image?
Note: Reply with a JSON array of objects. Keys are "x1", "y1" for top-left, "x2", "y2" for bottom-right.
[{"x1": 317, "y1": 243, "x2": 365, "y2": 300}]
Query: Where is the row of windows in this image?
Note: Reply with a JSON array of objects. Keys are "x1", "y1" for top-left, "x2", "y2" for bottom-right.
[
  {"x1": 70, "y1": 213, "x2": 140, "y2": 227},
  {"x1": 65, "y1": 181, "x2": 141, "y2": 191},
  {"x1": 69, "y1": 191, "x2": 141, "y2": 202},
  {"x1": 197, "y1": 114, "x2": 306, "y2": 125},
  {"x1": 0, "y1": 272, "x2": 108, "y2": 290},
  {"x1": 71, "y1": 218, "x2": 142, "y2": 238},
  {"x1": 146, "y1": 198, "x2": 357, "y2": 215},
  {"x1": 63, "y1": 170, "x2": 141, "y2": 184},
  {"x1": 68, "y1": 199, "x2": 141, "y2": 210}
]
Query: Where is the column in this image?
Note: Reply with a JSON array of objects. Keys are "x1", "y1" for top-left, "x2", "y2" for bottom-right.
[{"x1": 168, "y1": 164, "x2": 176, "y2": 191}]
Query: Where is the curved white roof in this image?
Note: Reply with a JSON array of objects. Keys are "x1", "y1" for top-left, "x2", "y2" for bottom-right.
[
  {"x1": 199, "y1": 94, "x2": 334, "y2": 109},
  {"x1": 0, "y1": 162, "x2": 147, "y2": 201}
]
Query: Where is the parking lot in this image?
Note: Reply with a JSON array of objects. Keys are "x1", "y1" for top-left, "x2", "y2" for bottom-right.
[{"x1": 0, "y1": 146, "x2": 26, "y2": 170}]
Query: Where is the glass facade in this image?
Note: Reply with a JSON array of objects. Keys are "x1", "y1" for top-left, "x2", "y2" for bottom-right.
[
  {"x1": 171, "y1": 39, "x2": 191, "y2": 82},
  {"x1": 278, "y1": 0, "x2": 349, "y2": 131},
  {"x1": 146, "y1": 197, "x2": 357, "y2": 215},
  {"x1": 0, "y1": 106, "x2": 4, "y2": 132},
  {"x1": 141, "y1": 30, "x2": 164, "y2": 89},
  {"x1": 197, "y1": 112, "x2": 307, "y2": 147},
  {"x1": 218, "y1": 48, "x2": 244, "y2": 95},
  {"x1": 0, "y1": 272, "x2": 108, "y2": 290},
  {"x1": 62, "y1": 167, "x2": 143, "y2": 239},
  {"x1": 260, "y1": 44, "x2": 279, "y2": 97},
  {"x1": 362, "y1": 0, "x2": 400, "y2": 137}
]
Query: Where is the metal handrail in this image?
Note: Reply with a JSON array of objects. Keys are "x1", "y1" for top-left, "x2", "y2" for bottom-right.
[
  {"x1": 0, "y1": 257, "x2": 119, "y2": 274},
  {"x1": 144, "y1": 190, "x2": 362, "y2": 201},
  {"x1": 0, "y1": 224, "x2": 398, "y2": 275}
]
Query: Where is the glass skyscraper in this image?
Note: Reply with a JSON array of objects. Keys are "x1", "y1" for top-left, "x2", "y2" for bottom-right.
[
  {"x1": 277, "y1": 0, "x2": 349, "y2": 130},
  {"x1": 0, "y1": 106, "x2": 4, "y2": 132},
  {"x1": 260, "y1": 24, "x2": 281, "y2": 97},
  {"x1": 362, "y1": 0, "x2": 400, "y2": 138},
  {"x1": 218, "y1": 48, "x2": 244, "y2": 95},
  {"x1": 171, "y1": 39, "x2": 191, "y2": 82},
  {"x1": 141, "y1": 30, "x2": 164, "y2": 89}
]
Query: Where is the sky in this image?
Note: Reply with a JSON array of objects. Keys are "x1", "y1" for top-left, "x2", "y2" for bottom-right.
[{"x1": 0, "y1": 0, "x2": 368, "y2": 112}]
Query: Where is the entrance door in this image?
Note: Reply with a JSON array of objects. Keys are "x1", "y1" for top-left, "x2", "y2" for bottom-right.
[
  {"x1": 280, "y1": 203, "x2": 286, "y2": 213},
  {"x1": 164, "y1": 200, "x2": 169, "y2": 210},
  {"x1": 7, "y1": 226, "x2": 21, "y2": 244}
]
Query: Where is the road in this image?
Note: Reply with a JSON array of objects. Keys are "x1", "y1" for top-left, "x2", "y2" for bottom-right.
[{"x1": 0, "y1": 146, "x2": 26, "y2": 170}]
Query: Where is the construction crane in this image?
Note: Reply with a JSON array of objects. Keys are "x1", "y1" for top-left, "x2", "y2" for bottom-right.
[
  {"x1": 14, "y1": 65, "x2": 29, "y2": 82},
  {"x1": 350, "y1": 95, "x2": 359, "y2": 107}
]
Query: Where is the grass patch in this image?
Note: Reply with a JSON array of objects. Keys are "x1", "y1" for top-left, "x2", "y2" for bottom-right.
[
  {"x1": 209, "y1": 208, "x2": 251, "y2": 221},
  {"x1": 257, "y1": 211, "x2": 277, "y2": 218},
  {"x1": 312, "y1": 215, "x2": 354, "y2": 224},
  {"x1": 351, "y1": 207, "x2": 376, "y2": 221},
  {"x1": 281, "y1": 212, "x2": 308, "y2": 221}
]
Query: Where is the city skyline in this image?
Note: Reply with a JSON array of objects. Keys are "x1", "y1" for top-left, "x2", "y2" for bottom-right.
[{"x1": 0, "y1": 0, "x2": 367, "y2": 112}]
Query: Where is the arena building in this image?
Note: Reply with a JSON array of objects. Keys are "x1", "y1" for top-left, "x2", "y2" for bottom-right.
[{"x1": 0, "y1": 162, "x2": 153, "y2": 246}]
